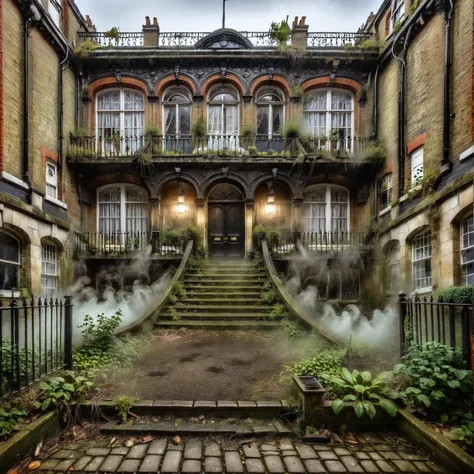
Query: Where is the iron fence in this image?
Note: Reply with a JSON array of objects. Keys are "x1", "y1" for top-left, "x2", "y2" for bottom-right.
[
  {"x1": 78, "y1": 31, "x2": 144, "y2": 47},
  {"x1": 0, "y1": 296, "x2": 73, "y2": 398},
  {"x1": 268, "y1": 235, "x2": 297, "y2": 257},
  {"x1": 299, "y1": 232, "x2": 372, "y2": 253},
  {"x1": 307, "y1": 32, "x2": 373, "y2": 48},
  {"x1": 76, "y1": 232, "x2": 186, "y2": 258},
  {"x1": 398, "y1": 293, "x2": 473, "y2": 368}
]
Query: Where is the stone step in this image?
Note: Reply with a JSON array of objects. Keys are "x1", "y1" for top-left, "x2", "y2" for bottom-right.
[
  {"x1": 185, "y1": 285, "x2": 264, "y2": 292},
  {"x1": 184, "y1": 292, "x2": 262, "y2": 298},
  {"x1": 178, "y1": 298, "x2": 263, "y2": 305},
  {"x1": 169, "y1": 304, "x2": 270, "y2": 313},
  {"x1": 160, "y1": 312, "x2": 281, "y2": 321},
  {"x1": 187, "y1": 268, "x2": 265, "y2": 275},
  {"x1": 155, "y1": 320, "x2": 281, "y2": 330},
  {"x1": 185, "y1": 274, "x2": 265, "y2": 280},
  {"x1": 184, "y1": 279, "x2": 264, "y2": 285}
]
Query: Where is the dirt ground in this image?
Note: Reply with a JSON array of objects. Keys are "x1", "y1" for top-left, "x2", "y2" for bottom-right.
[{"x1": 91, "y1": 330, "x2": 328, "y2": 401}]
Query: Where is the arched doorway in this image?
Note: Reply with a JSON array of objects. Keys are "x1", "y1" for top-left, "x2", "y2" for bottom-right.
[{"x1": 208, "y1": 183, "x2": 245, "y2": 258}]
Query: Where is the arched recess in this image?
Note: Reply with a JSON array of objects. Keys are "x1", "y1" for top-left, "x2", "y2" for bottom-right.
[
  {"x1": 155, "y1": 73, "x2": 197, "y2": 98},
  {"x1": 200, "y1": 72, "x2": 247, "y2": 98},
  {"x1": 450, "y1": 203, "x2": 474, "y2": 286},
  {"x1": 160, "y1": 181, "x2": 197, "y2": 232},
  {"x1": 0, "y1": 226, "x2": 30, "y2": 295},
  {"x1": 250, "y1": 174, "x2": 299, "y2": 199},
  {"x1": 201, "y1": 173, "x2": 250, "y2": 201},
  {"x1": 153, "y1": 173, "x2": 202, "y2": 200},
  {"x1": 301, "y1": 76, "x2": 361, "y2": 96},
  {"x1": 249, "y1": 74, "x2": 291, "y2": 98}
]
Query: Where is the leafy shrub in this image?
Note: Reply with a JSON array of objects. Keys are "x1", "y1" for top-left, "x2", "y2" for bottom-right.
[
  {"x1": 282, "y1": 320, "x2": 301, "y2": 338},
  {"x1": 78, "y1": 310, "x2": 122, "y2": 346},
  {"x1": 241, "y1": 126, "x2": 255, "y2": 138},
  {"x1": 0, "y1": 407, "x2": 28, "y2": 437},
  {"x1": 269, "y1": 18, "x2": 291, "y2": 45},
  {"x1": 261, "y1": 286, "x2": 278, "y2": 305},
  {"x1": 357, "y1": 37, "x2": 379, "y2": 49},
  {"x1": 437, "y1": 285, "x2": 473, "y2": 304},
  {"x1": 253, "y1": 224, "x2": 268, "y2": 240},
  {"x1": 269, "y1": 303, "x2": 287, "y2": 320},
  {"x1": 74, "y1": 38, "x2": 100, "y2": 58},
  {"x1": 192, "y1": 117, "x2": 207, "y2": 138},
  {"x1": 144, "y1": 125, "x2": 161, "y2": 137},
  {"x1": 364, "y1": 145, "x2": 387, "y2": 163},
  {"x1": 293, "y1": 349, "x2": 345, "y2": 379},
  {"x1": 248, "y1": 146, "x2": 258, "y2": 157},
  {"x1": 105, "y1": 26, "x2": 120, "y2": 42},
  {"x1": 291, "y1": 85, "x2": 304, "y2": 98},
  {"x1": 393, "y1": 342, "x2": 472, "y2": 421},
  {"x1": 325, "y1": 368, "x2": 397, "y2": 419},
  {"x1": 172, "y1": 280, "x2": 187, "y2": 299},
  {"x1": 113, "y1": 395, "x2": 136, "y2": 423},
  {"x1": 280, "y1": 121, "x2": 301, "y2": 139},
  {"x1": 162, "y1": 229, "x2": 182, "y2": 246}
]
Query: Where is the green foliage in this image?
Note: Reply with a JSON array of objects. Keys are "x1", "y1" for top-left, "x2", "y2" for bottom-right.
[
  {"x1": 393, "y1": 342, "x2": 472, "y2": 420},
  {"x1": 144, "y1": 125, "x2": 161, "y2": 137},
  {"x1": 68, "y1": 147, "x2": 95, "y2": 158},
  {"x1": 253, "y1": 224, "x2": 268, "y2": 240},
  {"x1": 34, "y1": 372, "x2": 92, "y2": 419},
  {"x1": 358, "y1": 37, "x2": 379, "y2": 49},
  {"x1": 411, "y1": 0, "x2": 422, "y2": 12},
  {"x1": 280, "y1": 120, "x2": 301, "y2": 139},
  {"x1": 241, "y1": 126, "x2": 255, "y2": 138},
  {"x1": 364, "y1": 145, "x2": 387, "y2": 164},
  {"x1": 269, "y1": 303, "x2": 287, "y2": 320},
  {"x1": 252, "y1": 225, "x2": 281, "y2": 246},
  {"x1": 325, "y1": 368, "x2": 397, "y2": 419},
  {"x1": 78, "y1": 310, "x2": 122, "y2": 346},
  {"x1": 186, "y1": 223, "x2": 203, "y2": 250},
  {"x1": 74, "y1": 127, "x2": 91, "y2": 137},
  {"x1": 172, "y1": 280, "x2": 187, "y2": 298},
  {"x1": 291, "y1": 84, "x2": 304, "y2": 98},
  {"x1": 269, "y1": 18, "x2": 291, "y2": 46},
  {"x1": 248, "y1": 145, "x2": 258, "y2": 157},
  {"x1": 282, "y1": 320, "x2": 301, "y2": 338},
  {"x1": 0, "y1": 407, "x2": 28, "y2": 437},
  {"x1": 73, "y1": 38, "x2": 100, "y2": 58},
  {"x1": 437, "y1": 285, "x2": 473, "y2": 304},
  {"x1": 168, "y1": 307, "x2": 180, "y2": 321},
  {"x1": 168, "y1": 293, "x2": 178, "y2": 305},
  {"x1": 261, "y1": 286, "x2": 278, "y2": 305},
  {"x1": 456, "y1": 422, "x2": 474, "y2": 445},
  {"x1": 293, "y1": 349, "x2": 345, "y2": 379},
  {"x1": 393, "y1": 20, "x2": 402, "y2": 33},
  {"x1": 112, "y1": 395, "x2": 136, "y2": 423},
  {"x1": 162, "y1": 228, "x2": 182, "y2": 246},
  {"x1": 191, "y1": 117, "x2": 207, "y2": 138},
  {"x1": 105, "y1": 26, "x2": 120, "y2": 42}
]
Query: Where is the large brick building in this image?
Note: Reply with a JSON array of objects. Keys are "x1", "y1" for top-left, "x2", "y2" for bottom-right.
[{"x1": 0, "y1": 0, "x2": 472, "y2": 303}]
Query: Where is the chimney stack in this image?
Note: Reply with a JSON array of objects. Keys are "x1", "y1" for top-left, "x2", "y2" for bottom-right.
[{"x1": 142, "y1": 15, "x2": 160, "y2": 47}]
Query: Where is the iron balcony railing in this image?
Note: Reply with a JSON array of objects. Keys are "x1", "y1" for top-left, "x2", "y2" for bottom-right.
[
  {"x1": 76, "y1": 232, "x2": 186, "y2": 258},
  {"x1": 78, "y1": 31, "x2": 374, "y2": 49},
  {"x1": 68, "y1": 134, "x2": 373, "y2": 160},
  {"x1": 299, "y1": 232, "x2": 372, "y2": 253},
  {"x1": 0, "y1": 296, "x2": 73, "y2": 398}
]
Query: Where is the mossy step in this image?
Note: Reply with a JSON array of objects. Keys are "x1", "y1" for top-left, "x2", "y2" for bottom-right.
[
  {"x1": 169, "y1": 305, "x2": 271, "y2": 313},
  {"x1": 155, "y1": 320, "x2": 281, "y2": 329},
  {"x1": 185, "y1": 274, "x2": 265, "y2": 279},
  {"x1": 160, "y1": 313, "x2": 282, "y2": 320},
  {"x1": 184, "y1": 279, "x2": 265, "y2": 284},
  {"x1": 184, "y1": 292, "x2": 262, "y2": 298},
  {"x1": 185, "y1": 285, "x2": 264, "y2": 291},
  {"x1": 178, "y1": 298, "x2": 263, "y2": 305}
]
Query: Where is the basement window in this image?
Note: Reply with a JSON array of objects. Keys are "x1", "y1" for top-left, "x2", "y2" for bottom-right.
[
  {"x1": 46, "y1": 162, "x2": 58, "y2": 200},
  {"x1": 47, "y1": 0, "x2": 62, "y2": 28}
]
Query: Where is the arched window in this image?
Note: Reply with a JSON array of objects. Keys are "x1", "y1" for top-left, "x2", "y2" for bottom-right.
[
  {"x1": 98, "y1": 185, "x2": 149, "y2": 238},
  {"x1": 163, "y1": 87, "x2": 192, "y2": 152},
  {"x1": 412, "y1": 230, "x2": 432, "y2": 291},
  {"x1": 385, "y1": 241, "x2": 400, "y2": 292},
  {"x1": 207, "y1": 86, "x2": 239, "y2": 136},
  {"x1": 96, "y1": 89, "x2": 145, "y2": 154},
  {"x1": 302, "y1": 185, "x2": 350, "y2": 233},
  {"x1": 461, "y1": 216, "x2": 474, "y2": 285},
  {"x1": 0, "y1": 231, "x2": 20, "y2": 291},
  {"x1": 41, "y1": 241, "x2": 58, "y2": 299},
  {"x1": 379, "y1": 174, "x2": 393, "y2": 211},
  {"x1": 256, "y1": 88, "x2": 285, "y2": 138},
  {"x1": 303, "y1": 89, "x2": 353, "y2": 145}
]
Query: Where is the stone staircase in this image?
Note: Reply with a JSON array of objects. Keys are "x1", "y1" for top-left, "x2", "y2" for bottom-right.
[{"x1": 156, "y1": 260, "x2": 282, "y2": 330}]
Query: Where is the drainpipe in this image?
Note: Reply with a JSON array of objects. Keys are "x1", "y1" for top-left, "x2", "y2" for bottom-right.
[
  {"x1": 58, "y1": 46, "x2": 69, "y2": 170},
  {"x1": 441, "y1": 0, "x2": 454, "y2": 171},
  {"x1": 23, "y1": 16, "x2": 32, "y2": 200},
  {"x1": 372, "y1": 64, "x2": 380, "y2": 138}
]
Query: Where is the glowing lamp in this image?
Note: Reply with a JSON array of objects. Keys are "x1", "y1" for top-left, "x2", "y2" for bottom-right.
[
  {"x1": 265, "y1": 189, "x2": 276, "y2": 215},
  {"x1": 176, "y1": 187, "x2": 186, "y2": 214}
]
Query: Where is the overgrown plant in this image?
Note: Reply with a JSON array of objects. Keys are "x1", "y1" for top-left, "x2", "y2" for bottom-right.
[
  {"x1": 436, "y1": 285, "x2": 473, "y2": 304},
  {"x1": 363, "y1": 145, "x2": 387, "y2": 164},
  {"x1": 162, "y1": 228, "x2": 182, "y2": 247},
  {"x1": 0, "y1": 407, "x2": 28, "y2": 437},
  {"x1": 112, "y1": 395, "x2": 136, "y2": 423},
  {"x1": 291, "y1": 84, "x2": 304, "y2": 98},
  {"x1": 269, "y1": 17, "x2": 291, "y2": 50},
  {"x1": 293, "y1": 349, "x2": 345, "y2": 380},
  {"x1": 280, "y1": 121, "x2": 301, "y2": 139},
  {"x1": 326, "y1": 368, "x2": 397, "y2": 419},
  {"x1": 73, "y1": 38, "x2": 99, "y2": 58},
  {"x1": 78, "y1": 310, "x2": 123, "y2": 347},
  {"x1": 105, "y1": 26, "x2": 120, "y2": 42},
  {"x1": 192, "y1": 117, "x2": 207, "y2": 139}
]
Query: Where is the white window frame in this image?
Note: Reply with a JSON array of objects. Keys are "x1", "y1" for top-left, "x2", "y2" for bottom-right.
[
  {"x1": 461, "y1": 216, "x2": 474, "y2": 285},
  {"x1": 379, "y1": 173, "x2": 393, "y2": 211},
  {"x1": 0, "y1": 230, "x2": 21, "y2": 294},
  {"x1": 302, "y1": 184, "x2": 350, "y2": 233},
  {"x1": 255, "y1": 87, "x2": 285, "y2": 139},
  {"x1": 162, "y1": 87, "x2": 192, "y2": 138},
  {"x1": 41, "y1": 242, "x2": 58, "y2": 300},
  {"x1": 412, "y1": 230, "x2": 432, "y2": 292},
  {"x1": 96, "y1": 89, "x2": 145, "y2": 155},
  {"x1": 46, "y1": 162, "x2": 58, "y2": 200},
  {"x1": 411, "y1": 147, "x2": 424, "y2": 186},
  {"x1": 47, "y1": 0, "x2": 62, "y2": 28},
  {"x1": 390, "y1": 0, "x2": 405, "y2": 33}
]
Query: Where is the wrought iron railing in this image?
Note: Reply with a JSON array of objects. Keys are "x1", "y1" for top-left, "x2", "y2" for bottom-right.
[
  {"x1": 76, "y1": 232, "x2": 186, "y2": 258},
  {"x1": 398, "y1": 293, "x2": 473, "y2": 368},
  {"x1": 159, "y1": 32, "x2": 210, "y2": 47},
  {"x1": 268, "y1": 235, "x2": 297, "y2": 257},
  {"x1": 299, "y1": 232, "x2": 372, "y2": 252},
  {"x1": 78, "y1": 31, "x2": 144, "y2": 47},
  {"x1": 68, "y1": 134, "x2": 374, "y2": 160},
  {"x1": 307, "y1": 32, "x2": 373, "y2": 48},
  {"x1": 0, "y1": 296, "x2": 73, "y2": 398}
]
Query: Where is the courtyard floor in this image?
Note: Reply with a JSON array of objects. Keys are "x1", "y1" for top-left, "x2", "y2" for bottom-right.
[{"x1": 91, "y1": 329, "x2": 329, "y2": 401}]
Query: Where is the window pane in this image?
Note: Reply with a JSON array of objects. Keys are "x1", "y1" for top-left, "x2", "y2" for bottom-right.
[
  {"x1": 124, "y1": 91, "x2": 144, "y2": 111},
  {"x1": 98, "y1": 92, "x2": 120, "y2": 111},
  {"x1": 224, "y1": 106, "x2": 238, "y2": 134},
  {"x1": 257, "y1": 107, "x2": 269, "y2": 135},
  {"x1": 0, "y1": 232, "x2": 20, "y2": 263},
  {"x1": 412, "y1": 231, "x2": 432, "y2": 289},
  {"x1": 179, "y1": 105, "x2": 191, "y2": 135},
  {"x1": 304, "y1": 112, "x2": 326, "y2": 137},
  {"x1": 0, "y1": 262, "x2": 19, "y2": 291},
  {"x1": 303, "y1": 92, "x2": 326, "y2": 111},
  {"x1": 48, "y1": 0, "x2": 61, "y2": 27},
  {"x1": 331, "y1": 92, "x2": 352, "y2": 111},
  {"x1": 462, "y1": 216, "x2": 474, "y2": 249},
  {"x1": 208, "y1": 106, "x2": 222, "y2": 134},
  {"x1": 41, "y1": 243, "x2": 58, "y2": 299},
  {"x1": 164, "y1": 106, "x2": 177, "y2": 135},
  {"x1": 272, "y1": 106, "x2": 283, "y2": 135},
  {"x1": 126, "y1": 187, "x2": 148, "y2": 202}
]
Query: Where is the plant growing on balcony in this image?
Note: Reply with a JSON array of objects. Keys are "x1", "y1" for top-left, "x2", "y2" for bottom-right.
[
  {"x1": 191, "y1": 117, "x2": 207, "y2": 139},
  {"x1": 240, "y1": 125, "x2": 255, "y2": 139},
  {"x1": 105, "y1": 26, "x2": 120, "y2": 43},
  {"x1": 363, "y1": 144, "x2": 387, "y2": 164},
  {"x1": 73, "y1": 38, "x2": 100, "y2": 58},
  {"x1": 269, "y1": 17, "x2": 291, "y2": 51},
  {"x1": 280, "y1": 121, "x2": 301, "y2": 139},
  {"x1": 74, "y1": 127, "x2": 91, "y2": 137},
  {"x1": 411, "y1": 0, "x2": 422, "y2": 13},
  {"x1": 248, "y1": 146, "x2": 258, "y2": 157},
  {"x1": 144, "y1": 125, "x2": 161, "y2": 137},
  {"x1": 162, "y1": 229, "x2": 181, "y2": 247},
  {"x1": 291, "y1": 84, "x2": 304, "y2": 98}
]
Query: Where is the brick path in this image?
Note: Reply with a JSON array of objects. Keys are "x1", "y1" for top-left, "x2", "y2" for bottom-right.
[{"x1": 29, "y1": 432, "x2": 448, "y2": 473}]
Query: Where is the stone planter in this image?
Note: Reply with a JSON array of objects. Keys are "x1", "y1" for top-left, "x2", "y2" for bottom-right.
[{"x1": 292, "y1": 375, "x2": 326, "y2": 420}]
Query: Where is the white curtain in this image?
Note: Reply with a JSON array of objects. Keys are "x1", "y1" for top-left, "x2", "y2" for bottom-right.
[
  {"x1": 225, "y1": 105, "x2": 238, "y2": 134},
  {"x1": 164, "y1": 107, "x2": 177, "y2": 136},
  {"x1": 303, "y1": 203, "x2": 326, "y2": 233},
  {"x1": 304, "y1": 112, "x2": 326, "y2": 137},
  {"x1": 257, "y1": 107, "x2": 269, "y2": 135},
  {"x1": 126, "y1": 203, "x2": 149, "y2": 235},
  {"x1": 331, "y1": 203, "x2": 348, "y2": 232},
  {"x1": 208, "y1": 106, "x2": 222, "y2": 135},
  {"x1": 99, "y1": 203, "x2": 121, "y2": 234}
]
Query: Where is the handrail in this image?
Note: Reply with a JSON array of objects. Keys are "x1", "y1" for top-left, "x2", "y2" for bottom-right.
[
  {"x1": 261, "y1": 238, "x2": 340, "y2": 345},
  {"x1": 115, "y1": 239, "x2": 194, "y2": 336}
]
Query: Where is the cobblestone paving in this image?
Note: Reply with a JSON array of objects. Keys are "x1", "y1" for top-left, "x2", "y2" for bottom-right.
[{"x1": 28, "y1": 432, "x2": 449, "y2": 473}]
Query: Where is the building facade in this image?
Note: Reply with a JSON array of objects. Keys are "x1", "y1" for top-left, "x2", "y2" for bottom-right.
[{"x1": 1, "y1": 0, "x2": 473, "y2": 304}]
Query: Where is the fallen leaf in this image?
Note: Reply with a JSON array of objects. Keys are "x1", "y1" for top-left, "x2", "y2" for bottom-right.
[
  {"x1": 142, "y1": 435, "x2": 154, "y2": 443},
  {"x1": 345, "y1": 432, "x2": 359, "y2": 444},
  {"x1": 172, "y1": 436, "x2": 181, "y2": 445},
  {"x1": 108, "y1": 437, "x2": 117, "y2": 446},
  {"x1": 7, "y1": 469, "x2": 19, "y2": 474},
  {"x1": 34, "y1": 441, "x2": 43, "y2": 458},
  {"x1": 124, "y1": 438, "x2": 135, "y2": 448},
  {"x1": 27, "y1": 460, "x2": 41, "y2": 471}
]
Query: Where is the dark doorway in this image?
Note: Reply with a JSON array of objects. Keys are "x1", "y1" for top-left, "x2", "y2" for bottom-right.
[{"x1": 208, "y1": 183, "x2": 245, "y2": 258}]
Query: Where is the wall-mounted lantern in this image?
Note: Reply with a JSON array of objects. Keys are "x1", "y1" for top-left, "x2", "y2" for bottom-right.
[
  {"x1": 176, "y1": 184, "x2": 187, "y2": 214},
  {"x1": 265, "y1": 187, "x2": 276, "y2": 215}
]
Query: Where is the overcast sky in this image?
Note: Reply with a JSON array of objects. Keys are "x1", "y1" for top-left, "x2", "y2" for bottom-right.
[{"x1": 74, "y1": 0, "x2": 381, "y2": 33}]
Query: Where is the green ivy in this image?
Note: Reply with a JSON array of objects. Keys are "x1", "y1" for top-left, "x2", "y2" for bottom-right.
[
  {"x1": 0, "y1": 407, "x2": 28, "y2": 437},
  {"x1": 437, "y1": 285, "x2": 474, "y2": 304}
]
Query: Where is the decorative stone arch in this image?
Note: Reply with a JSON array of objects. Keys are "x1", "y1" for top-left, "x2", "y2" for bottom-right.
[
  {"x1": 249, "y1": 74, "x2": 291, "y2": 98},
  {"x1": 301, "y1": 75, "x2": 362, "y2": 96},
  {"x1": 450, "y1": 203, "x2": 473, "y2": 286},
  {"x1": 152, "y1": 172, "x2": 202, "y2": 200},
  {"x1": 201, "y1": 173, "x2": 251, "y2": 200},
  {"x1": 200, "y1": 72, "x2": 247, "y2": 98},
  {"x1": 155, "y1": 73, "x2": 198, "y2": 99},
  {"x1": 303, "y1": 174, "x2": 358, "y2": 194},
  {"x1": 249, "y1": 173, "x2": 299, "y2": 199},
  {"x1": 89, "y1": 173, "x2": 145, "y2": 191}
]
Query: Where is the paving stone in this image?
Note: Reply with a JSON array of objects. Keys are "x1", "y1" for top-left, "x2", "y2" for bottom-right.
[
  {"x1": 381, "y1": 451, "x2": 401, "y2": 460},
  {"x1": 368, "y1": 451, "x2": 383, "y2": 461},
  {"x1": 273, "y1": 419, "x2": 292, "y2": 433},
  {"x1": 304, "y1": 459, "x2": 326, "y2": 473},
  {"x1": 126, "y1": 443, "x2": 149, "y2": 459},
  {"x1": 138, "y1": 455, "x2": 162, "y2": 473},
  {"x1": 278, "y1": 438, "x2": 294, "y2": 450},
  {"x1": 161, "y1": 450, "x2": 182, "y2": 472},
  {"x1": 260, "y1": 442, "x2": 277, "y2": 451},
  {"x1": 252, "y1": 423, "x2": 277, "y2": 434},
  {"x1": 52, "y1": 459, "x2": 76, "y2": 470},
  {"x1": 217, "y1": 400, "x2": 238, "y2": 407},
  {"x1": 392, "y1": 459, "x2": 418, "y2": 472},
  {"x1": 224, "y1": 451, "x2": 244, "y2": 473},
  {"x1": 85, "y1": 457, "x2": 106, "y2": 471},
  {"x1": 375, "y1": 460, "x2": 397, "y2": 472},
  {"x1": 167, "y1": 443, "x2": 184, "y2": 451},
  {"x1": 195, "y1": 400, "x2": 217, "y2": 407},
  {"x1": 295, "y1": 443, "x2": 317, "y2": 459},
  {"x1": 355, "y1": 452, "x2": 370, "y2": 460},
  {"x1": 147, "y1": 438, "x2": 167, "y2": 455},
  {"x1": 360, "y1": 460, "x2": 379, "y2": 472},
  {"x1": 424, "y1": 461, "x2": 445, "y2": 472},
  {"x1": 66, "y1": 443, "x2": 83, "y2": 451},
  {"x1": 413, "y1": 461, "x2": 435, "y2": 472},
  {"x1": 182, "y1": 459, "x2": 203, "y2": 473},
  {"x1": 340, "y1": 456, "x2": 364, "y2": 472},
  {"x1": 51, "y1": 449, "x2": 80, "y2": 459},
  {"x1": 324, "y1": 460, "x2": 348, "y2": 472},
  {"x1": 111, "y1": 447, "x2": 129, "y2": 455},
  {"x1": 256, "y1": 401, "x2": 282, "y2": 407},
  {"x1": 283, "y1": 456, "x2": 306, "y2": 473},
  {"x1": 172, "y1": 400, "x2": 194, "y2": 407},
  {"x1": 185, "y1": 439, "x2": 203, "y2": 459},
  {"x1": 312, "y1": 445, "x2": 331, "y2": 451},
  {"x1": 399, "y1": 451, "x2": 429, "y2": 461},
  {"x1": 118, "y1": 458, "x2": 141, "y2": 472},
  {"x1": 245, "y1": 458, "x2": 266, "y2": 473},
  {"x1": 318, "y1": 450, "x2": 338, "y2": 460},
  {"x1": 152, "y1": 400, "x2": 173, "y2": 406},
  {"x1": 334, "y1": 448, "x2": 351, "y2": 456},
  {"x1": 281, "y1": 449, "x2": 298, "y2": 456},
  {"x1": 242, "y1": 442, "x2": 261, "y2": 458},
  {"x1": 264, "y1": 455, "x2": 286, "y2": 473},
  {"x1": 237, "y1": 401, "x2": 256, "y2": 407},
  {"x1": 136, "y1": 399, "x2": 154, "y2": 406},
  {"x1": 373, "y1": 444, "x2": 392, "y2": 451},
  {"x1": 86, "y1": 447, "x2": 110, "y2": 456},
  {"x1": 37, "y1": 459, "x2": 60, "y2": 470},
  {"x1": 203, "y1": 441, "x2": 221, "y2": 457},
  {"x1": 99, "y1": 455, "x2": 123, "y2": 472},
  {"x1": 205, "y1": 456, "x2": 223, "y2": 473}
]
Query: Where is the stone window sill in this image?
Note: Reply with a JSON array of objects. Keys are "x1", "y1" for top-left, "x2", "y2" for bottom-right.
[
  {"x1": 0, "y1": 290, "x2": 20, "y2": 298},
  {"x1": 45, "y1": 195, "x2": 68, "y2": 210},
  {"x1": 412, "y1": 287, "x2": 432, "y2": 296},
  {"x1": 1, "y1": 171, "x2": 29, "y2": 190}
]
